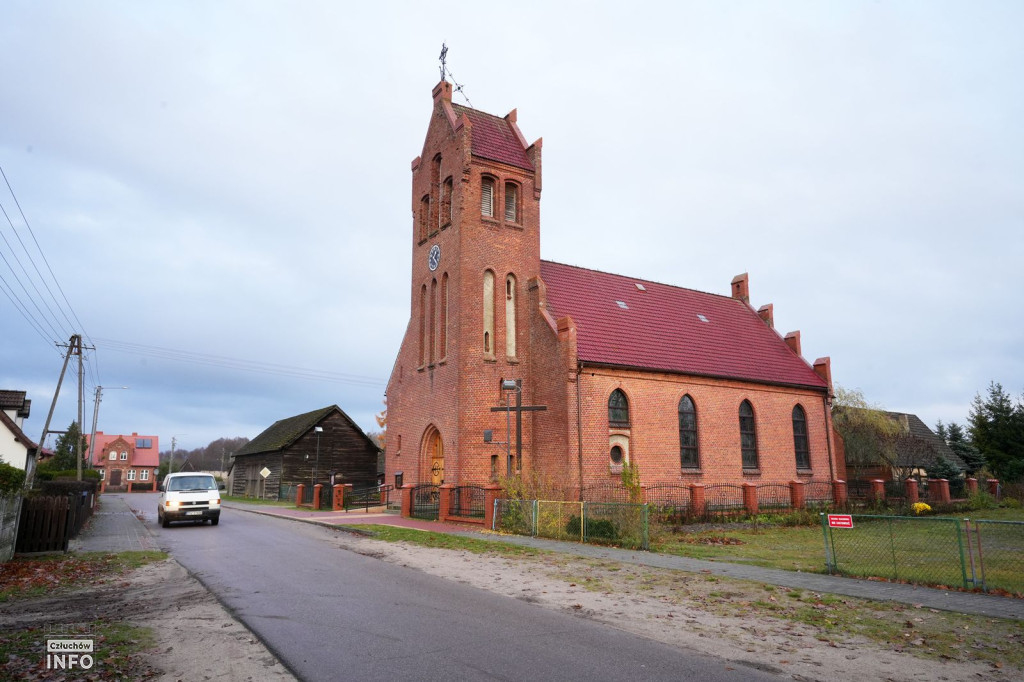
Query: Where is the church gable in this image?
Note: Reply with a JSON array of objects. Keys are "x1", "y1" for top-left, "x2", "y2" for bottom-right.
[{"x1": 539, "y1": 261, "x2": 827, "y2": 390}]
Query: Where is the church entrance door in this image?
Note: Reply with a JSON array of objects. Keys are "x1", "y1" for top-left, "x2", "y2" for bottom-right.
[
  {"x1": 110, "y1": 469, "x2": 122, "y2": 487},
  {"x1": 429, "y1": 431, "x2": 444, "y2": 485}
]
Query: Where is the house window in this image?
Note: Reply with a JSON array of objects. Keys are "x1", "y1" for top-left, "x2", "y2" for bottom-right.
[
  {"x1": 678, "y1": 395, "x2": 699, "y2": 468},
  {"x1": 610, "y1": 445, "x2": 624, "y2": 465},
  {"x1": 109, "y1": 452, "x2": 116, "y2": 461},
  {"x1": 793, "y1": 404, "x2": 810, "y2": 469},
  {"x1": 504, "y1": 182, "x2": 518, "y2": 223},
  {"x1": 739, "y1": 400, "x2": 759, "y2": 469},
  {"x1": 127, "y1": 469, "x2": 136, "y2": 481},
  {"x1": 442, "y1": 177, "x2": 453, "y2": 227},
  {"x1": 483, "y1": 270, "x2": 495, "y2": 356},
  {"x1": 120, "y1": 451, "x2": 128, "y2": 460},
  {"x1": 505, "y1": 274, "x2": 517, "y2": 358},
  {"x1": 608, "y1": 389, "x2": 629, "y2": 428},
  {"x1": 481, "y1": 177, "x2": 495, "y2": 217},
  {"x1": 141, "y1": 469, "x2": 150, "y2": 481}
]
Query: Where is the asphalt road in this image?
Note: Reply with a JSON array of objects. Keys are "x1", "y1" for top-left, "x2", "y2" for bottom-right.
[{"x1": 143, "y1": 502, "x2": 781, "y2": 682}]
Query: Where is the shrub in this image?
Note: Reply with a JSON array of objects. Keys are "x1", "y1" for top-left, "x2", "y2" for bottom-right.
[
  {"x1": 967, "y1": 491, "x2": 999, "y2": 510},
  {"x1": 0, "y1": 462, "x2": 25, "y2": 494},
  {"x1": 566, "y1": 515, "x2": 619, "y2": 541}
]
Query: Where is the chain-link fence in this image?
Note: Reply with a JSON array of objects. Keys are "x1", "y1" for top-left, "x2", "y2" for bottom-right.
[
  {"x1": 494, "y1": 499, "x2": 649, "y2": 550},
  {"x1": 822, "y1": 514, "x2": 1024, "y2": 595}
]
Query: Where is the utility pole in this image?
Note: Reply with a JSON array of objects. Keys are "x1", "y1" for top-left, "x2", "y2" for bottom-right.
[{"x1": 28, "y1": 334, "x2": 93, "y2": 488}]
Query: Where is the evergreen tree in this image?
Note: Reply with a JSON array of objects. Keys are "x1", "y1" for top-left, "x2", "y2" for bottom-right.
[
  {"x1": 968, "y1": 382, "x2": 1024, "y2": 482},
  {"x1": 45, "y1": 421, "x2": 85, "y2": 471},
  {"x1": 927, "y1": 454, "x2": 962, "y2": 481}
]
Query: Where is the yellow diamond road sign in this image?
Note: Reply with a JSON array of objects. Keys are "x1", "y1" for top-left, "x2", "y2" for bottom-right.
[{"x1": 259, "y1": 467, "x2": 271, "y2": 479}]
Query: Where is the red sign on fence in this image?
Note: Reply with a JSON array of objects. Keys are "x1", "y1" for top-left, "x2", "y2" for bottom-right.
[{"x1": 828, "y1": 514, "x2": 854, "y2": 528}]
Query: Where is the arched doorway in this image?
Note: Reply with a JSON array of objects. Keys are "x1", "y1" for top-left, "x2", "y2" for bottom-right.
[{"x1": 422, "y1": 426, "x2": 444, "y2": 485}]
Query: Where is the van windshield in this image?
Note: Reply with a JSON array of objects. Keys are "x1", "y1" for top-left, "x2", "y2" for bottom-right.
[{"x1": 167, "y1": 476, "x2": 217, "y2": 491}]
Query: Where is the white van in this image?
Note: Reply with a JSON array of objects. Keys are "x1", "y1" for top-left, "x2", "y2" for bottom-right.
[{"x1": 157, "y1": 472, "x2": 223, "y2": 527}]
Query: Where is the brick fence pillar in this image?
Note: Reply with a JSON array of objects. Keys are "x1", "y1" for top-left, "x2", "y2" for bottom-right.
[
  {"x1": 986, "y1": 479, "x2": 1000, "y2": 497},
  {"x1": 832, "y1": 480, "x2": 848, "y2": 507},
  {"x1": 296, "y1": 484, "x2": 305, "y2": 507},
  {"x1": 689, "y1": 483, "x2": 705, "y2": 517},
  {"x1": 742, "y1": 482, "x2": 758, "y2": 515},
  {"x1": 332, "y1": 484, "x2": 345, "y2": 511},
  {"x1": 904, "y1": 478, "x2": 919, "y2": 505},
  {"x1": 400, "y1": 483, "x2": 415, "y2": 518},
  {"x1": 929, "y1": 479, "x2": 951, "y2": 504},
  {"x1": 966, "y1": 478, "x2": 978, "y2": 496},
  {"x1": 439, "y1": 483, "x2": 454, "y2": 522},
  {"x1": 483, "y1": 483, "x2": 503, "y2": 530},
  {"x1": 869, "y1": 479, "x2": 886, "y2": 502},
  {"x1": 312, "y1": 484, "x2": 323, "y2": 510},
  {"x1": 789, "y1": 480, "x2": 805, "y2": 510}
]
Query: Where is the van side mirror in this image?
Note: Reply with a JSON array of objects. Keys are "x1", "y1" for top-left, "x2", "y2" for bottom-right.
[
  {"x1": 218, "y1": 483, "x2": 226, "y2": 491},
  {"x1": 157, "y1": 484, "x2": 164, "y2": 492}
]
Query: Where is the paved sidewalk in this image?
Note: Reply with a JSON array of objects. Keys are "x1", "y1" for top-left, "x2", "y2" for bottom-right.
[
  {"x1": 224, "y1": 500, "x2": 1024, "y2": 622},
  {"x1": 68, "y1": 493, "x2": 159, "y2": 553}
]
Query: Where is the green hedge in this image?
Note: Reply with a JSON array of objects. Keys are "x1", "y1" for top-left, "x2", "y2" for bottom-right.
[{"x1": 0, "y1": 462, "x2": 25, "y2": 494}]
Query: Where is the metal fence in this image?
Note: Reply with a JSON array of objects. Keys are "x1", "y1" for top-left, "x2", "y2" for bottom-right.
[
  {"x1": 450, "y1": 485, "x2": 486, "y2": 518},
  {"x1": 822, "y1": 514, "x2": 1024, "y2": 595},
  {"x1": 494, "y1": 499, "x2": 649, "y2": 550},
  {"x1": 411, "y1": 484, "x2": 439, "y2": 520}
]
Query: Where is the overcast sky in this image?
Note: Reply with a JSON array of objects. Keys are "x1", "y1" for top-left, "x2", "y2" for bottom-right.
[{"x1": 2, "y1": 1, "x2": 1021, "y2": 453}]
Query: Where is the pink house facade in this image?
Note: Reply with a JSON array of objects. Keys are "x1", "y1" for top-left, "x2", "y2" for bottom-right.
[{"x1": 88, "y1": 432, "x2": 160, "y2": 492}]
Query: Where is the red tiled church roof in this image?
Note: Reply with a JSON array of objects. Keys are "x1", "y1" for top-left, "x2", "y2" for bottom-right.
[
  {"x1": 540, "y1": 261, "x2": 828, "y2": 390},
  {"x1": 452, "y1": 104, "x2": 533, "y2": 171}
]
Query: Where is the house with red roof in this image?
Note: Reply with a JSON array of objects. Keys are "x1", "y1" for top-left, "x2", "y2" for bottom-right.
[
  {"x1": 384, "y1": 80, "x2": 841, "y2": 498},
  {"x1": 88, "y1": 431, "x2": 160, "y2": 492}
]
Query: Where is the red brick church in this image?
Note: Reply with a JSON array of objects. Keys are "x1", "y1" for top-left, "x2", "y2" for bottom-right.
[{"x1": 385, "y1": 80, "x2": 841, "y2": 496}]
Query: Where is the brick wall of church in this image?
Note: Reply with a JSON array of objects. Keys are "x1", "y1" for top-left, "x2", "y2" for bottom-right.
[{"x1": 574, "y1": 368, "x2": 836, "y2": 488}]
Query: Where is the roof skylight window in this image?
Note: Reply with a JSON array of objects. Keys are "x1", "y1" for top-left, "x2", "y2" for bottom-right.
[
  {"x1": 697, "y1": 314, "x2": 709, "y2": 323},
  {"x1": 635, "y1": 283, "x2": 646, "y2": 291},
  {"x1": 616, "y1": 301, "x2": 629, "y2": 309}
]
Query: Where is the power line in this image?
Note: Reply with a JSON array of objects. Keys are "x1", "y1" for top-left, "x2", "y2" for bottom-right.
[{"x1": 92, "y1": 337, "x2": 385, "y2": 388}]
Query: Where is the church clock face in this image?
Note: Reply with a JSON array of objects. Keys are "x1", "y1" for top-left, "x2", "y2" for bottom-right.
[{"x1": 428, "y1": 244, "x2": 441, "y2": 271}]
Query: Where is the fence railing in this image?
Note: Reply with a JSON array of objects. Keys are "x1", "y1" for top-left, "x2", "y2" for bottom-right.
[
  {"x1": 494, "y1": 499, "x2": 649, "y2": 550},
  {"x1": 821, "y1": 514, "x2": 1024, "y2": 595},
  {"x1": 450, "y1": 485, "x2": 486, "y2": 518}
]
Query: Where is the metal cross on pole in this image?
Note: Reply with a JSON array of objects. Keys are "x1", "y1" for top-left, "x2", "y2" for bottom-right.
[{"x1": 490, "y1": 380, "x2": 546, "y2": 475}]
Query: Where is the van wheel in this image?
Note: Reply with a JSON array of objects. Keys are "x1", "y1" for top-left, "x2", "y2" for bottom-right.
[
  {"x1": 161, "y1": 515, "x2": 170, "y2": 528},
  {"x1": 210, "y1": 517, "x2": 219, "y2": 526}
]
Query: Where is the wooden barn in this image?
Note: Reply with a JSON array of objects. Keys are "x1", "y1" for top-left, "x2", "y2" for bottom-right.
[{"x1": 230, "y1": 405, "x2": 380, "y2": 500}]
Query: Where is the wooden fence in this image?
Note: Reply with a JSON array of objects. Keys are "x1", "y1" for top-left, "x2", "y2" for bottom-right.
[{"x1": 16, "y1": 491, "x2": 95, "y2": 553}]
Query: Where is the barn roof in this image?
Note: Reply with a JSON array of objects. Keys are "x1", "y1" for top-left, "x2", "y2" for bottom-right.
[
  {"x1": 236, "y1": 405, "x2": 380, "y2": 457},
  {"x1": 540, "y1": 261, "x2": 828, "y2": 390}
]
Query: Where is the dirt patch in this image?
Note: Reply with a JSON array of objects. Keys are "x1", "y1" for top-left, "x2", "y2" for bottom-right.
[
  {"x1": 0, "y1": 558, "x2": 295, "y2": 681},
  {"x1": 338, "y1": 529, "x2": 1019, "y2": 682}
]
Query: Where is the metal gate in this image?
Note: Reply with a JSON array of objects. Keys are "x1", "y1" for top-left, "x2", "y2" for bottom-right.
[{"x1": 411, "y1": 484, "x2": 439, "y2": 520}]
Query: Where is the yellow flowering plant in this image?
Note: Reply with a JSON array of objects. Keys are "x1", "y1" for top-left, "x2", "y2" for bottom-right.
[{"x1": 911, "y1": 502, "x2": 931, "y2": 515}]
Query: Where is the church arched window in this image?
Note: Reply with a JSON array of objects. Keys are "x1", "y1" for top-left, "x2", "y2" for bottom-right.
[
  {"x1": 440, "y1": 273, "x2": 448, "y2": 360},
  {"x1": 418, "y1": 284, "x2": 427, "y2": 366},
  {"x1": 429, "y1": 278, "x2": 437, "y2": 364},
  {"x1": 430, "y1": 155, "x2": 441, "y2": 232},
  {"x1": 739, "y1": 400, "x2": 759, "y2": 469},
  {"x1": 608, "y1": 389, "x2": 629, "y2": 428},
  {"x1": 482, "y1": 270, "x2": 495, "y2": 356},
  {"x1": 678, "y1": 395, "x2": 699, "y2": 469},
  {"x1": 793, "y1": 404, "x2": 810, "y2": 470},
  {"x1": 442, "y1": 176, "x2": 453, "y2": 228},
  {"x1": 481, "y1": 176, "x2": 495, "y2": 218},
  {"x1": 504, "y1": 181, "x2": 519, "y2": 223},
  {"x1": 418, "y1": 195, "x2": 429, "y2": 243},
  {"x1": 505, "y1": 274, "x2": 517, "y2": 359}
]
